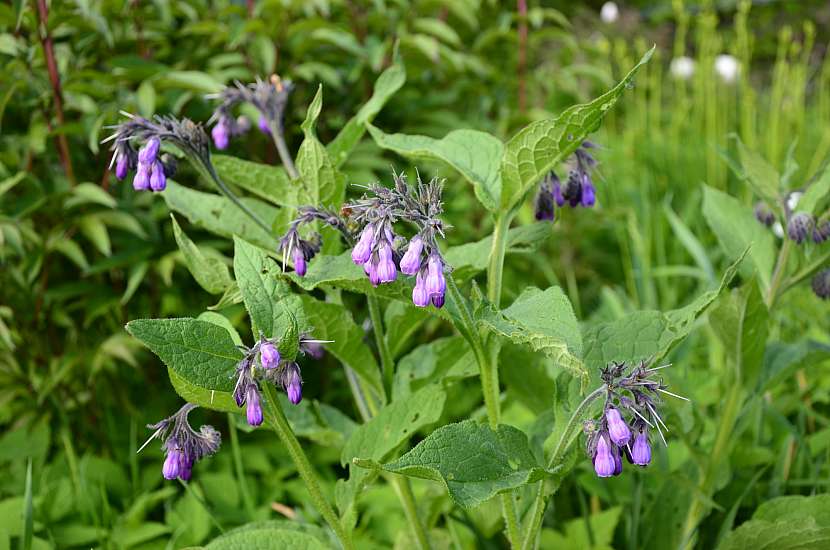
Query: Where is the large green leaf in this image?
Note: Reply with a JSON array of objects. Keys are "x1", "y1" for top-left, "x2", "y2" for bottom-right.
[
  {"x1": 163, "y1": 182, "x2": 280, "y2": 250},
  {"x1": 476, "y1": 286, "x2": 585, "y2": 382},
  {"x1": 444, "y1": 222, "x2": 552, "y2": 280},
  {"x1": 328, "y1": 60, "x2": 406, "y2": 167},
  {"x1": 296, "y1": 86, "x2": 346, "y2": 206},
  {"x1": 500, "y1": 47, "x2": 653, "y2": 210},
  {"x1": 212, "y1": 155, "x2": 296, "y2": 207},
  {"x1": 368, "y1": 125, "x2": 503, "y2": 211},
  {"x1": 233, "y1": 237, "x2": 306, "y2": 340},
  {"x1": 710, "y1": 280, "x2": 769, "y2": 387},
  {"x1": 171, "y1": 214, "x2": 232, "y2": 295},
  {"x1": 702, "y1": 185, "x2": 776, "y2": 292},
  {"x1": 369, "y1": 420, "x2": 548, "y2": 509},
  {"x1": 205, "y1": 525, "x2": 329, "y2": 550},
  {"x1": 719, "y1": 495, "x2": 830, "y2": 550}
]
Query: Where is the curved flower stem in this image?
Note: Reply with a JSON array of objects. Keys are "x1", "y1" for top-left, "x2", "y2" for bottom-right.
[
  {"x1": 261, "y1": 385, "x2": 353, "y2": 550},
  {"x1": 267, "y1": 120, "x2": 299, "y2": 180},
  {"x1": 367, "y1": 295, "x2": 394, "y2": 400},
  {"x1": 522, "y1": 387, "x2": 606, "y2": 549}
]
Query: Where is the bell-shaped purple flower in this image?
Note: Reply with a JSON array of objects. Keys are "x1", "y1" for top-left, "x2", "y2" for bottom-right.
[
  {"x1": 283, "y1": 363, "x2": 303, "y2": 405},
  {"x1": 246, "y1": 386, "x2": 263, "y2": 426},
  {"x1": 593, "y1": 435, "x2": 615, "y2": 478},
  {"x1": 178, "y1": 459, "x2": 193, "y2": 481},
  {"x1": 400, "y1": 235, "x2": 424, "y2": 275},
  {"x1": 431, "y1": 293, "x2": 445, "y2": 308},
  {"x1": 581, "y1": 173, "x2": 595, "y2": 207},
  {"x1": 212, "y1": 118, "x2": 230, "y2": 150},
  {"x1": 258, "y1": 115, "x2": 271, "y2": 134},
  {"x1": 412, "y1": 271, "x2": 430, "y2": 307},
  {"x1": 377, "y1": 241, "x2": 397, "y2": 283},
  {"x1": 138, "y1": 137, "x2": 160, "y2": 165},
  {"x1": 365, "y1": 257, "x2": 381, "y2": 286},
  {"x1": 115, "y1": 154, "x2": 129, "y2": 180},
  {"x1": 292, "y1": 247, "x2": 307, "y2": 276},
  {"x1": 351, "y1": 224, "x2": 375, "y2": 265},
  {"x1": 425, "y1": 254, "x2": 446, "y2": 298},
  {"x1": 260, "y1": 341, "x2": 280, "y2": 369},
  {"x1": 552, "y1": 176, "x2": 565, "y2": 207},
  {"x1": 162, "y1": 449, "x2": 182, "y2": 480},
  {"x1": 534, "y1": 185, "x2": 556, "y2": 221},
  {"x1": 133, "y1": 163, "x2": 151, "y2": 191},
  {"x1": 149, "y1": 161, "x2": 167, "y2": 192},
  {"x1": 787, "y1": 212, "x2": 814, "y2": 244},
  {"x1": 605, "y1": 407, "x2": 631, "y2": 446},
  {"x1": 612, "y1": 444, "x2": 623, "y2": 476},
  {"x1": 631, "y1": 431, "x2": 651, "y2": 466}
]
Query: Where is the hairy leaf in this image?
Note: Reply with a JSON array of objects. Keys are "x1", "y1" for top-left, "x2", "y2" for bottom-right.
[
  {"x1": 720, "y1": 495, "x2": 830, "y2": 550},
  {"x1": 205, "y1": 524, "x2": 328, "y2": 550},
  {"x1": 212, "y1": 155, "x2": 296, "y2": 207}
]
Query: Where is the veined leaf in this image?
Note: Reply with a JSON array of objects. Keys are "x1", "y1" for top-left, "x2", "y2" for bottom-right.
[
  {"x1": 735, "y1": 137, "x2": 781, "y2": 212},
  {"x1": 213, "y1": 155, "x2": 296, "y2": 207},
  {"x1": 205, "y1": 524, "x2": 328, "y2": 550},
  {"x1": 500, "y1": 47, "x2": 653, "y2": 210},
  {"x1": 720, "y1": 495, "x2": 830, "y2": 550},
  {"x1": 296, "y1": 86, "x2": 345, "y2": 206},
  {"x1": 171, "y1": 215, "x2": 232, "y2": 295}
]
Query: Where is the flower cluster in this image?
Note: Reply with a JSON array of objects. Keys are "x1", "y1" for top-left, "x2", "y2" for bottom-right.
[
  {"x1": 754, "y1": 191, "x2": 829, "y2": 245},
  {"x1": 534, "y1": 142, "x2": 598, "y2": 221},
  {"x1": 105, "y1": 113, "x2": 211, "y2": 192},
  {"x1": 277, "y1": 206, "x2": 343, "y2": 276},
  {"x1": 140, "y1": 403, "x2": 221, "y2": 481},
  {"x1": 584, "y1": 360, "x2": 686, "y2": 478},
  {"x1": 208, "y1": 75, "x2": 294, "y2": 150},
  {"x1": 232, "y1": 333, "x2": 327, "y2": 426}
]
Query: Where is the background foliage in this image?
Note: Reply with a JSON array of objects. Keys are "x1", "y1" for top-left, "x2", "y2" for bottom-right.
[{"x1": 1, "y1": 0, "x2": 829, "y2": 548}]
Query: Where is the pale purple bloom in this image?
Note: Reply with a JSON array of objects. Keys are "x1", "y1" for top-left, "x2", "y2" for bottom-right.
[
  {"x1": 605, "y1": 407, "x2": 631, "y2": 446},
  {"x1": 352, "y1": 224, "x2": 375, "y2": 265},
  {"x1": 412, "y1": 271, "x2": 430, "y2": 307},
  {"x1": 138, "y1": 137, "x2": 160, "y2": 165},
  {"x1": 246, "y1": 385, "x2": 263, "y2": 426},
  {"x1": 400, "y1": 235, "x2": 424, "y2": 275},
  {"x1": 149, "y1": 161, "x2": 167, "y2": 191},
  {"x1": 211, "y1": 118, "x2": 230, "y2": 150},
  {"x1": 552, "y1": 175, "x2": 565, "y2": 207},
  {"x1": 115, "y1": 154, "x2": 129, "y2": 180},
  {"x1": 260, "y1": 341, "x2": 280, "y2": 370},
  {"x1": 581, "y1": 173, "x2": 595, "y2": 207},
  {"x1": 162, "y1": 449, "x2": 183, "y2": 480},
  {"x1": 425, "y1": 254, "x2": 446, "y2": 298},
  {"x1": 283, "y1": 363, "x2": 303, "y2": 405},
  {"x1": 631, "y1": 431, "x2": 651, "y2": 466},
  {"x1": 377, "y1": 241, "x2": 397, "y2": 283},
  {"x1": 292, "y1": 247, "x2": 307, "y2": 276},
  {"x1": 593, "y1": 435, "x2": 615, "y2": 477},
  {"x1": 133, "y1": 164, "x2": 151, "y2": 190}
]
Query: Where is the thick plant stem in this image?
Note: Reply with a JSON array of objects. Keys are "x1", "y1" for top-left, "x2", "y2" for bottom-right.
[
  {"x1": 367, "y1": 295, "x2": 394, "y2": 399},
  {"x1": 261, "y1": 385, "x2": 353, "y2": 550},
  {"x1": 487, "y1": 214, "x2": 513, "y2": 307},
  {"x1": 268, "y1": 121, "x2": 299, "y2": 179}
]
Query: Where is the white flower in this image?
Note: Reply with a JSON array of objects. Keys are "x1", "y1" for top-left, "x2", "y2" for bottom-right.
[
  {"x1": 714, "y1": 54, "x2": 740, "y2": 83},
  {"x1": 772, "y1": 221, "x2": 784, "y2": 239},
  {"x1": 786, "y1": 191, "x2": 803, "y2": 212},
  {"x1": 669, "y1": 56, "x2": 696, "y2": 80},
  {"x1": 600, "y1": 2, "x2": 619, "y2": 23}
]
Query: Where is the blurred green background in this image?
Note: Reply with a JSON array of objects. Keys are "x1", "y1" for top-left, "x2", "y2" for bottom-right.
[{"x1": 1, "y1": 0, "x2": 829, "y2": 548}]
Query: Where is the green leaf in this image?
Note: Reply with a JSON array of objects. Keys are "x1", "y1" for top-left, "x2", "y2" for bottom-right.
[
  {"x1": 328, "y1": 59, "x2": 406, "y2": 167},
  {"x1": 476, "y1": 286, "x2": 585, "y2": 382},
  {"x1": 233, "y1": 237, "x2": 305, "y2": 339},
  {"x1": 296, "y1": 86, "x2": 345, "y2": 205},
  {"x1": 300, "y1": 296, "x2": 383, "y2": 396},
  {"x1": 78, "y1": 215, "x2": 111, "y2": 256},
  {"x1": 368, "y1": 125, "x2": 503, "y2": 212},
  {"x1": 719, "y1": 495, "x2": 830, "y2": 550},
  {"x1": 799, "y1": 162, "x2": 830, "y2": 215},
  {"x1": 541, "y1": 507, "x2": 622, "y2": 549},
  {"x1": 500, "y1": 46, "x2": 653, "y2": 210},
  {"x1": 125, "y1": 318, "x2": 243, "y2": 395},
  {"x1": 393, "y1": 335, "x2": 477, "y2": 400},
  {"x1": 205, "y1": 525, "x2": 328, "y2": 550},
  {"x1": 702, "y1": 185, "x2": 776, "y2": 292},
  {"x1": 735, "y1": 137, "x2": 781, "y2": 210},
  {"x1": 373, "y1": 420, "x2": 548, "y2": 509},
  {"x1": 171, "y1": 215, "x2": 232, "y2": 294},
  {"x1": 710, "y1": 280, "x2": 769, "y2": 387},
  {"x1": 212, "y1": 155, "x2": 296, "y2": 207},
  {"x1": 163, "y1": 181, "x2": 281, "y2": 250},
  {"x1": 64, "y1": 182, "x2": 117, "y2": 209}
]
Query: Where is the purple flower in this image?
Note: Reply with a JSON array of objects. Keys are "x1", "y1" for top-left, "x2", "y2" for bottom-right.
[
  {"x1": 246, "y1": 385, "x2": 263, "y2": 426},
  {"x1": 292, "y1": 247, "x2": 307, "y2": 276},
  {"x1": 813, "y1": 269, "x2": 830, "y2": 300},
  {"x1": 258, "y1": 115, "x2": 271, "y2": 134},
  {"x1": 552, "y1": 174, "x2": 565, "y2": 207},
  {"x1": 631, "y1": 430, "x2": 651, "y2": 466},
  {"x1": 300, "y1": 339, "x2": 324, "y2": 360},
  {"x1": 593, "y1": 434, "x2": 615, "y2": 477},
  {"x1": 605, "y1": 407, "x2": 631, "y2": 446},
  {"x1": 425, "y1": 254, "x2": 446, "y2": 298},
  {"x1": 149, "y1": 161, "x2": 167, "y2": 192},
  {"x1": 142, "y1": 403, "x2": 221, "y2": 482},
  {"x1": 115, "y1": 154, "x2": 129, "y2": 180},
  {"x1": 162, "y1": 449, "x2": 183, "y2": 480},
  {"x1": 612, "y1": 443, "x2": 623, "y2": 476},
  {"x1": 813, "y1": 221, "x2": 830, "y2": 244},
  {"x1": 754, "y1": 201, "x2": 775, "y2": 227},
  {"x1": 534, "y1": 183, "x2": 556, "y2": 221},
  {"x1": 138, "y1": 137, "x2": 160, "y2": 165},
  {"x1": 133, "y1": 163, "x2": 151, "y2": 191},
  {"x1": 400, "y1": 235, "x2": 424, "y2": 275},
  {"x1": 581, "y1": 173, "x2": 596, "y2": 207},
  {"x1": 377, "y1": 241, "x2": 397, "y2": 283},
  {"x1": 260, "y1": 341, "x2": 280, "y2": 370},
  {"x1": 211, "y1": 118, "x2": 230, "y2": 150},
  {"x1": 365, "y1": 257, "x2": 381, "y2": 286},
  {"x1": 352, "y1": 224, "x2": 375, "y2": 265},
  {"x1": 787, "y1": 212, "x2": 814, "y2": 244},
  {"x1": 283, "y1": 363, "x2": 303, "y2": 405},
  {"x1": 431, "y1": 293, "x2": 445, "y2": 308},
  {"x1": 412, "y1": 271, "x2": 430, "y2": 307}
]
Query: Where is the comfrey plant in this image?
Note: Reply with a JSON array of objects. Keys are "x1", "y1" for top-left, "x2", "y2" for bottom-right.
[{"x1": 139, "y1": 403, "x2": 221, "y2": 480}]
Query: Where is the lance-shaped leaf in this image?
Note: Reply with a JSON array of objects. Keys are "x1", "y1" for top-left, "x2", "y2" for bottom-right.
[
  {"x1": 126, "y1": 318, "x2": 243, "y2": 411},
  {"x1": 328, "y1": 59, "x2": 406, "y2": 167},
  {"x1": 212, "y1": 155, "x2": 297, "y2": 207},
  {"x1": 163, "y1": 181, "x2": 280, "y2": 250},
  {"x1": 476, "y1": 286, "x2": 586, "y2": 383},
  {"x1": 368, "y1": 125, "x2": 503, "y2": 212},
  {"x1": 798, "y1": 161, "x2": 830, "y2": 215},
  {"x1": 296, "y1": 86, "x2": 346, "y2": 205},
  {"x1": 735, "y1": 137, "x2": 781, "y2": 213},
  {"x1": 500, "y1": 47, "x2": 654, "y2": 210},
  {"x1": 170, "y1": 214, "x2": 232, "y2": 295},
  {"x1": 362, "y1": 420, "x2": 548, "y2": 509}
]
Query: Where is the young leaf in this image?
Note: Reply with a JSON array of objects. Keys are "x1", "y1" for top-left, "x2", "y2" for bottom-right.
[
  {"x1": 367, "y1": 125, "x2": 503, "y2": 212},
  {"x1": 171, "y1": 215, "x2": 232, "y2": 295},
  {"x1": 500, "y1": 46, "x2": 654, "y2": 210},
  {"x1": 735, "y1": 137, "x2": 781, "y2": 211},
  {"x1": 798, "y1": 161, "x2": 830, "y2": 215},
  {"x1": 212, "y1": 155, "x2": 297, "y2": 207},
  {"x1": 296, "y1": 86, "x2": 346, "y2": 205},
  {"x1": 372, "y1": 420, "x2": 548, "y2": 509}
]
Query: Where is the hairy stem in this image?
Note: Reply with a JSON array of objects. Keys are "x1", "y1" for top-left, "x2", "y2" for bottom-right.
[
  {"x1": 487, "y1": 214, "x2": 513, "y2": 307},
  {"x1": 268, "y1": 121, "x2": 299, "y2": 179},
  {"x1": 367, "y1": 295, "x2": 394, "y2": 399},
  {"x1": 261, "y1": 385, "x2": 353, "y2": 549}
]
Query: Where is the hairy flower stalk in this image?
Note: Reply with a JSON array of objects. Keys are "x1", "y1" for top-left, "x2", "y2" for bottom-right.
[
  {"x1": 207, "y1": 74, "x2": 297, "y2": 178},
  {"x1": 584, "y1": 359, "x2": 687, "y2": 477},
  {"x1": 139, "y1": 403, "x2": 221, "y2": 481}
]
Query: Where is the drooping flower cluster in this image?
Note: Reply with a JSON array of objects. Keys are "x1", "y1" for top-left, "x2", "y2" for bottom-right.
[
  {"x1": 277, "y1": 172, "x2": 450, "y2": 309},
  {"x1": 584, "y1": 360, "x2": 687, "y2": 478},
  {"x1": 534, "y1": 142, "x2": 598, "y2": 221},
  {"x1": 232, "y1": 333, "x2": 328, "y2": 426},
  {"x1": 140, "y1": 403, "x2": 221, "y2": 481},
  {"x1": 105, "y1": 113, "x2": 210, "y2": 192},
  {"x1": 754, "y1": 190, "x2": 829, "y2": 245},
  {"x1": 207, "y1": 75, "x2": 294, "y2": 149}
]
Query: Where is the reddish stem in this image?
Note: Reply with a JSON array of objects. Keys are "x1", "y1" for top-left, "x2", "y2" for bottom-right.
[
  {"x1": 35, "y1": 0, "x2": 75, "y2": 185},
  {"x1": 517, "y1": 0, "x2": 528, "y2": 113}
]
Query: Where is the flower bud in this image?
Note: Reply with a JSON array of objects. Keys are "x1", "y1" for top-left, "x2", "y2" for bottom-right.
[
  {"x1": 412, "y1": 271, "x2": 430, "y2": 307},
  {"x1": 149, "y1": 161, "x2": 167, "y2": 192},
  {"x1": 115, "y1": 154, "x2": 129, "y2": 180},
  {"x1": 211, "y1": 119, "x2": 230, "y2": 150},
  {"x1": 612, "y1": 444, "x2": 623, "y2": 476},
  {"x1": 754, "y1": 201, "x2": 775, "y2": 227},
  {"x1": 431, "y1": 293, "x2": 445, "y2": 308},
  {"x1": 133, "y1": 163, "x2": 151, "y2": 191},
  {"x1": 787, "y1": 212, "x2": 814, "y2": 244},
  {"x1": 400, "y1": 235, "x2": 424, "y2": 275},
  {"x1": 351, "y1": 224, "x2": 375, "y2": 265},
  {"x1": 551, "y1": 174, "x2": 565, "y2": 207},
  {"x1": 534, "y1": 185, "x2": 555, "y2": 221},
  {"x1": 631, "y1": 430, "x2": 652, "y2": 466},
  {"x1": 813, "y1": 268, "x2": 830, "y2": 300},
  {"x1": 605, "y1": 407, "x2": 631, "y2": 446},
  {"x1": 260, "y1": 341, "x2": 280, "y2": 369},
  {"x1": 283, "y1": 363, "x2": 303, "y2": 405},
  {"x1": 812, "y1": 221, "x2": 830, "y2": 244},
  {"x1": 292, "y1": 247, "x2": 307, "y2": 276},
  {"x1": 246, "y1": 386, "x2": 263, "y2": 426},
  {"x1": 138, "y1": 137, "x2": 160, "y2": 165},
  {"x1": 581, "y1": 173, "x2": 596, "y2": 207},
  {"x1": 593, "y1": 435, "x2": 615, "y2": 477}
]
